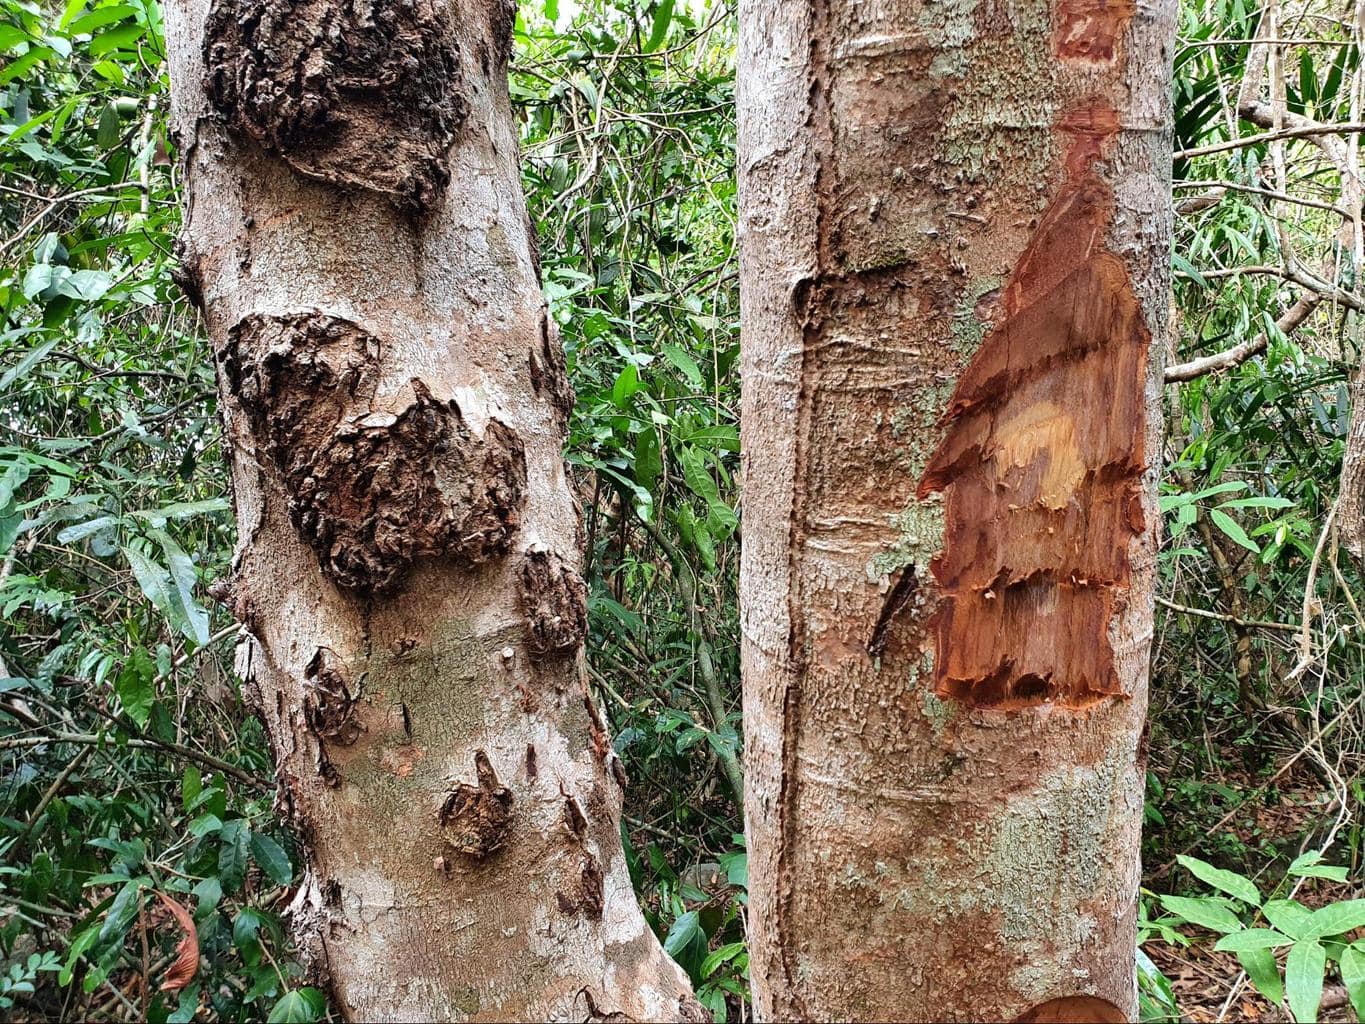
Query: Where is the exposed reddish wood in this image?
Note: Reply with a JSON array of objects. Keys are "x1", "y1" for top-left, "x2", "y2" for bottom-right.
[
  {"x1": 917, "y1": 99, "x2": 1149, "y2": 710},
  {"x1": 1053, "y1": 0, "x2": 1137, "y2": 61},
  {"x1": 1015, "y1": 994, "x2": 1127, "y2": 1023}
]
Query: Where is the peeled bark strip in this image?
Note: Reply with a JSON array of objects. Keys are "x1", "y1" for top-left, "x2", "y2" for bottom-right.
[
  {"x1": 166, "y1": 1, "x2": 699, "y2": 1019},
  {"x1": 737, "y1": 0, "x2": 1173, "y2": 1018}
]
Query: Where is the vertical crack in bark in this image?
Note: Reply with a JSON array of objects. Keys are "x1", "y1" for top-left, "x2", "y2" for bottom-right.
[
  {"x1": 203, "y1": 0, "x2": 465, "y2": 214},
  {"x1": 916, "y1": 100, "x2": 1149, "y2": 710},
  {"x1": 221, "y1": 312, "x2": 526, "y2": 594}
]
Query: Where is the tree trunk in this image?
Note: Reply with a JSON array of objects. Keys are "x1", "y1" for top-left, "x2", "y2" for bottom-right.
[
  {"x1": 164, "y1": 1, "x2": 700, "y2": 1019},
  {"x1": 736, "y1": 0, "x2": 1174, "y2": 1019}
]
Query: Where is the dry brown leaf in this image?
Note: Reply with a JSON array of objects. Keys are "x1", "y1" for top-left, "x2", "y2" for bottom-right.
[{"x1": 154, "y1": 891, "x2": 199, "y2": 993}]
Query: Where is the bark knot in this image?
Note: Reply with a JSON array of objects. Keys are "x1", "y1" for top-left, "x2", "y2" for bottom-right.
[
  {"x1": 438, "y1": 750, "x2": 513, "y2": 859},
  {"x1": 221, "y1": 312, "x2": 526, "y2": 594},
  {"x1": 517, "y1": 548, "x2": 588, "y2": 657},
  {"x1": 203, "y1": 0, "x2": 465, "y2": 214},
  {"x1": 303, "y1": 647, "x2": 361, "y2": 746}
]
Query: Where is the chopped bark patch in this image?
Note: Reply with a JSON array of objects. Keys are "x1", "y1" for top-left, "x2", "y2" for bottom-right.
[
  {"x1": 303, "y1": 647, "x2": 361, "y2": 746},
  {"x1": 439, "y1": 750, "x2": 513, "y2": 859},
  {"x1": 1014, "y1": 995, "x2": 1125, "y2": 1023},
  {"x1": 1053, "y1": 0, "x2": 1137, "y2": 62},
  {"x1": 916, "y1": 100, "x2": 1149, "y2": 710},
  {"x1": 518, "y1": 549, "x2": 588, "y2": 657},
  {"x1": 221, "y1": 312, "x2": 526, "y2": 594},
  {"x1": 527, "y1": 314, "x2": 575, "y2": 428},
  {"x1": 203, "y1": 0, "x2": 464, "y2": 214}
]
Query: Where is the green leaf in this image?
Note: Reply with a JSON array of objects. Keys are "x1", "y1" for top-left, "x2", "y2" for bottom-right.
[
  {"x1": 634, "y1": 426, "x2": 662, "y2": 490},
  {"x1": 663, "y1": 909, "x2": 708, "y2": 982},
  {"x1": 1264, "y1": 899, "x2": 1314, "y2": 940},
  {"x1": 612, "y1": 363, "x2": 640, "y2": 408},
  {"x1": 114, "y1": 646, "x2": 155, "y2": 728},
  {"x1": 0, "y1": 337, "x2": 58, "y2": 393},
  {"x1": 1340, "y1": 944, "x2": 1365, "y2": 1021},
  {"x1": 644, "y1": 0, "x2": 675, "y2": 51},
  {"x1": 267, "y1": 988, "x2": 326, "y2": 1024},
  {"x1": 249, "y1": 831, "x2": 293, "y2": 887},
  {"x1": 1287, "y1": 851, "x2": 1350, "y2": 882},
  {"x1": 181, "y1": 765, "x2": 202, "y2": 812},
  {"x1": 1209, "y1": 508, "x2": 1259, "y2": 554},
  {"x1": 96, "y1": 102, "x2": 120, "y2": 149},
  {"x1": 56, "y1": 516, "x2": 119, "y2": 544},
  {"x1": 150, "y1": 528, "x2": 208, "y2": 645},
  {"x1": 1301, "y1": 900, "x2": 1365, "y2": 941},
  {"x1": 1238, "y1": 946, "x2": 1284, "y2": 1005},
  {"x1": 661, "y1": 342, "x2": 703, "y2": 388},
  {"x1": 98, "y1": 880, "x2": 143, "y2": 944},
  {"x1": 1158, "y1": 894, "x2": 1244, "y2": 933},
  {"x1": 218, "y1": 820, "x2": 250, "y2": 893},
  {"x1": 699, "y1": 941, "x2": 745, "y2": 979},
  {"x1": 1178, "y1": 854, "x2": 1261, "y2": 905},
  {"x1": 1286, "y1": 938, "x2": 1325, "y2": 1023},
  {"x1": 1214, "y1": 928, "x2": 1292, "y2": 952}
]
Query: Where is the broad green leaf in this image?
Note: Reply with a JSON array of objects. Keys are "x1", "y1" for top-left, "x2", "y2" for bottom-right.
[
  {"x1": 1238, "y1": 946, "x2": 1284, "y2": 1005},
  {"x1": 1286, "y1": 938, "x2": 1325, "y2": 1023},
  {"x1": 1158, "y1": 894, "x2": 1243, "y2": 933},
  {"x1": 1209, "y1": 508, "x2": 1259, "y2": 554},
  {"x1": 249, "y1": 831, "x2": 293, "y2": 886},
  {"x1": 1178, "y1": 855, "x2": 1261, "y2": 905},
  {"x1": 56, "y1": 515, "x2": 119, "y2": 544},
  {"x1": 1301, "y1": 900, "x2": 1365, "y2": 940},
  {"x1": 661, "y1": 341, "x2": 704, "y2": 387},
  {"x1": 218, "y1": 819, "x2": 250, "y2": 893},
  {"x1": 98, "y1": 880, "x2": 143, "y2": 944},
  {"x1": 150, "y1": 528, "x2": 209, "y2": 645},
  {"x1": 1287, "y1": 851, "x2": 1350, "y2": 882},
  {"x1": 130, "y1": 498, "x2": 230, "y2": 523},
  {"x1": 0, "y1": 337, "x2": 58, "y2": 393},
  {"x1": 114, "y1": 646, "x2": 154, "y2": 728},
  {"x1": 267, "y1": 988, "x2": 326, "y2": 1024},
  {"x1": 634, "y1": 426, "x2": 661, "y2": 490},
  {"x1": 1341, "y1": 944, "x2": 1365, "y2": 1021},
  {"x1": 1214, "y1": 928, "x2": 1292, "y2": 952},
  {"x1": 96, "y1": 102, "x2": 120, "y2": 149},
  {"x1": 644, "y1": 0, "x2": 675, "y2": 51},
  {"x1": 1264, "y1": 899, "x2": 1314, "y2": 939},
  {"x1": 663, "y1": 909, "x2": 708, "y2": 982},
  {"x1": 612, "y1": 363, "x2": 639, "y2": 408},
  {"x1": 699, "y1": 941, "x2": 745, "y2": 979}
]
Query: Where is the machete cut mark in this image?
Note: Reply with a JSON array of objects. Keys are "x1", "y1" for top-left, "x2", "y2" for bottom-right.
[
  {"x1": 1014, "y1": 995, "x2": 1126, "y2": 1023},
  {"x1": 1053, "y1": 0, "x2": 1137, "y2": 62},
  {"x1": 916, "y1": 98, "x2": 1149, "y2": 710}
]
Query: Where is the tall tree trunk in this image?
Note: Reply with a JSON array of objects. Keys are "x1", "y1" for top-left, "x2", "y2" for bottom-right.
[
  {"x1": 736, "y1": 0, "x2": 1174, "y2": 1019},
  {"x1": 164, "y1": 1, "x2": 700, "y2": 1019}
]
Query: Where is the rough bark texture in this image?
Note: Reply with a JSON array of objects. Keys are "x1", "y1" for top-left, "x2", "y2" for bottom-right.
[
  {"x1": 166, "y1": 1, "x2": 700, "y2": 1019},
  {"x1": 736, "y1": 0, "x2": 1174, "y2": 1018}
]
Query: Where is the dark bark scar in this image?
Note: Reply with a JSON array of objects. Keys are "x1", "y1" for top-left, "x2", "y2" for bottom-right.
[
  {"x1": 916, "y1": 99, "x2": 1149, "y2": 711},
  {"x1": 438, "y1": 750, "x2": 513, "y2": 859}
]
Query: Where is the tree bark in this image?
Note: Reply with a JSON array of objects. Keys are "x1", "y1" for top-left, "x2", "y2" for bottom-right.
[
  {"x1": 736, "y1": 0, "x2": 1174, "y2": 1019},
  {"x1": 164, "y1": 1, "x2": 700, "y2": 1019}
]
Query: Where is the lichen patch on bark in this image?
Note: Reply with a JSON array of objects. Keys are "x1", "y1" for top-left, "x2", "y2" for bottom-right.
[
  {"x1": 517, "y1": 548, "x2": 588, "y2": 657},
  {"x1": 203, "y1": 0, "x2": 464, "y2": 214},
  {"x1": 916, "y1": 99, "x2": 1149, "y2": 710},
  {"x1": 221, "y1": 312, "x2": 526, "y2": 594},
  {"x1": 438, "y1": 750, "x2": 513, "y2": 858}
]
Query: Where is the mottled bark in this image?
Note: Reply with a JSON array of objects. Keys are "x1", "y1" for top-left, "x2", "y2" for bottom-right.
[
  {"x1": 736, "y1": 0, "x2": 1174, "y2": 1019},
  {"x1": 165, "y1": 1, "x2": 700, "y2": 1019}
]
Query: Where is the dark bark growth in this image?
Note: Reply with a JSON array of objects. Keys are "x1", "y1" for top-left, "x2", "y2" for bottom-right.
[
  {"x1": 518, "y1": 548, "x2": 588, "y2": 656},
  {"x1": 304, "y1": 647, "x2": 361, "y2": 745},
  {"x1": 438, "y1": 750, "x2": 513, "y2": 858},
  {"x1": 221, "y1": 312, "x2": 527, "y2": 594},
  {"x1": 203, "y1": 0, "x2": 464, "y2": 213}
]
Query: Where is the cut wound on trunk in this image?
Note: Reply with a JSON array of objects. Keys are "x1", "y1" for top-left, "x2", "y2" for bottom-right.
[
  {"x1": 203, "y1": 0, "x2": 464, "y2": 214},
  {"x1": 555, "y1": 851, "x2": 604, "y2": 919},
  {"x1": 517, "y1": 549, "x2": 588, "y2": 656},
  {"x1": 439, "y1": 750, "x2": 513, "y2": 858},
  {"x1": 916, "y1": 100, "x2": 1149, "y2": 710},
  {"x1": 221, "y1": 312, "x2": 526, "y2": 594}
]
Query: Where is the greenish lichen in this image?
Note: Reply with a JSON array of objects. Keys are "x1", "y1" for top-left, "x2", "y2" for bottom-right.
[
  {"x1": 867, "y1": 499, "x2": 945, "y2": 580},
  {"x1": 951, "y1": 275, "x2": 1003, "y2": 355}
]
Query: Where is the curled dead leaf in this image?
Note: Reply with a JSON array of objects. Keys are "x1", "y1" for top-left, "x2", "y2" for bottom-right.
[{"x1": 154, "y1": 891, "x2": 200, "y2": 993}]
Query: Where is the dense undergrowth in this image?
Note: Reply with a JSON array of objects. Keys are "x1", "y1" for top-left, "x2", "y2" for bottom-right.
[{"x1": 0, "y1": 0, "x2": 1362, "y2": 1021}]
